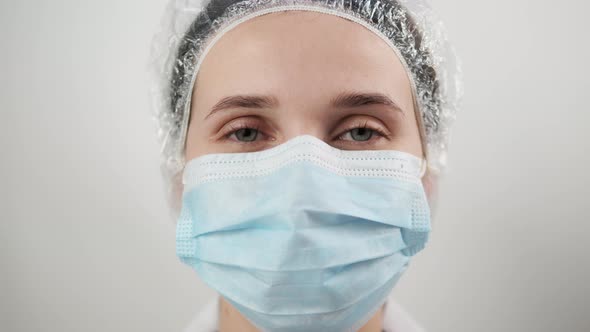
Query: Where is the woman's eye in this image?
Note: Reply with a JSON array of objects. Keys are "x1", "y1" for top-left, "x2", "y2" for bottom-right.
[
  {"x1": 341, "y1": 127, "x2": 375, "y2": 142},
  {"x1": 231, "y1": 128, "x2": 259, "y2": 142},
  {"x1": 350, "y1": 128, "x2": 373, "y2": 141}
]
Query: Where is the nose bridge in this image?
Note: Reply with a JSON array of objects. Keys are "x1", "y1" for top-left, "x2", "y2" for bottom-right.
[{"x1": 279, "y1": 96, "x2": 328, "y2": 141}]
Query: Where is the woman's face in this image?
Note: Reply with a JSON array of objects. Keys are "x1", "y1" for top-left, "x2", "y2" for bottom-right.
[{"x1": 185, "y1": 10, "x2": 426, "y2": 176}]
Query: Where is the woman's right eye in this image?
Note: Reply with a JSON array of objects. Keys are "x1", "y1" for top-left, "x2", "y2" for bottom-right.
[
  {"x1": 228, "y1": 127, "x2": 260, "y2": 142},
  {"x1": 219, "y1": 118, "x2": 274, "y2": 146}
]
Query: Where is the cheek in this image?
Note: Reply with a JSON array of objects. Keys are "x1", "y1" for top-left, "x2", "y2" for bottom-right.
[
  {"x1": 170, "y1": 171, "x2": 184, "y2": 223},
  {"x1": 421, "y1": 171, "x2": 438, "y2": 210}
]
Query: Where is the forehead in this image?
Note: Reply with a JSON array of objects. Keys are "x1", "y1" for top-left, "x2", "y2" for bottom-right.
[{"x1": 193, "y1": 10, "x2": 414, "y2": 112}]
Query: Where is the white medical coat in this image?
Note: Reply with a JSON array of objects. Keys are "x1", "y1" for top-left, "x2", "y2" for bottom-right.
[{"x1": 182, "y1": 293, "x2": 426, "y2": 332}]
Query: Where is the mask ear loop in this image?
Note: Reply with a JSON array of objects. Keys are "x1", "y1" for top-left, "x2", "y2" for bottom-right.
[{"x1": 419, "y1": 158, "x2": 428, "y2": 179}]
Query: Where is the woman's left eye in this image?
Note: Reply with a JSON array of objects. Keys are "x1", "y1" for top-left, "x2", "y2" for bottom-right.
[
  {"x1": 338, "y1": 127, "x2": 384, "y2": 142},
  {"x1": 343, "y1": 128, "x2": 373, "y2": 141}
]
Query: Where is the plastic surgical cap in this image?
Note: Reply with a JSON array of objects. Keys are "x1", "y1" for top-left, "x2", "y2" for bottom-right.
[{"x1": 147, "y1": 0, "x2": 463, "y2": 217}]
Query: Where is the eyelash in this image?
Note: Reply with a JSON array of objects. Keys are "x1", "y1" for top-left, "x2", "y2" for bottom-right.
[
  {"x1": 221, "y1": 119, "x2": 390, "y2": 144},
  {"x1": 336, "y1": 120, "x2": 391, "y2": 142},
  {"x1": 222, "y1": 121, "x2": 265, "y2": 143}
]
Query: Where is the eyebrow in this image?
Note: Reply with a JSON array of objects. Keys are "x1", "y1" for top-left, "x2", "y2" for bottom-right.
[
  {"x1": 204, "y1": 91, "x2": 403, "y2": 119},
  {"x1": 204, "y1": 95, "x2": 279, "y2": 119},
  {"x1": 330, "y1": 91, "x2": 404, "y2": 115}
]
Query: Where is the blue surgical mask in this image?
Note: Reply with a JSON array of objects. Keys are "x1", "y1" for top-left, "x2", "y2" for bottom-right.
[{"x1": 176, "y1": 135, "x2": 431, "y2": 332}]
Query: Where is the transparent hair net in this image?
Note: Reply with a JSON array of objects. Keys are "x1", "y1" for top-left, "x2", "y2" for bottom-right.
[{"x1": 147, "y1": 0, "x2": 463, "y2": 220}]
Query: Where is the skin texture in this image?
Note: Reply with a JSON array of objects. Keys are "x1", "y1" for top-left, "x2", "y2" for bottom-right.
[{"x1": 182, "y1": 10, "x2": 437, "y2": 332}]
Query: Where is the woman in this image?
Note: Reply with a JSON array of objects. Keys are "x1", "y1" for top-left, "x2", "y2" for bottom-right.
[{"x1": 148, "y1": 0, "x2": 462, "y2": 331}]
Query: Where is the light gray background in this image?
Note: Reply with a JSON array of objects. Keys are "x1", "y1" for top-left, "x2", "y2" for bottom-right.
[{"x1": 2, "y1": 0, "x2": 589, "y2": 331}]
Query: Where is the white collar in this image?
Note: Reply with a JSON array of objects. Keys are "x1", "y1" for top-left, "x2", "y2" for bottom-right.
[{"x1": 182, "y1": 294, "x2": 426, "y2": 332}]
